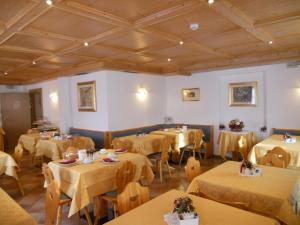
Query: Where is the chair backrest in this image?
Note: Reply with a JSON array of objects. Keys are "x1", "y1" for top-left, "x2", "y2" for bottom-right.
[
  {"x1": 161, "y1": 137, "x2": 171, "y2": 161},
  {"x1": 151, "y1": 139, "x2": 161, "y2": 152},
  {"x1": 45, "y1": 180, "x2": 60, "y2": 225},
  {"x1": 42, "y1": 163, "x2": 55, "y2": 186},
  {"x1": 116, "y1": 161, "x2": 137, "y2": 193},
  {"x1": 238, "y1": 136, "x2": 249, "y2": 160},
  {"x1": 258, "y1": 146, "x2": 291, "y2": 168},
  {"x1": 185, "y1": 157, "x2": 201, "y2": 182},
  {"x1": 117, "y1": 182, "x2": 150, "y2": 215},
  {"x1": 194, "y1": 130, "x2": 204, "y2": 149},
  {"x1": 14, "y1": 144, "x2": 24, "y2": 168},
  {"x1": 72, "y1": 136, "x2": 95, "y2": 150},
  {"x1": 112, "y1": 138, "x2": 133, "y2": 152},
  {"x1": 188, "y1": 131, "x2": 195, "y2": 145}
]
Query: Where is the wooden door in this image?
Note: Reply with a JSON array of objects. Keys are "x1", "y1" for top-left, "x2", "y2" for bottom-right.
[
  {"x1": 1, "y1": 93, "x2": 31, "y2": 151},
  {"x1": 29, "y1": 88, "x2": 43, "y2": 124}
]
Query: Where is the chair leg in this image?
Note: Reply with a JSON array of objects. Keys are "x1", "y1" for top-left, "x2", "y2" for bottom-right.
[
  {"x1": 179, "y1": 149, "x2": 185, "y2": 165},
  {"x1": 166, "y1": 161, "x2": 172, "y2": 178},
  {"x1": 56, "y1": 205, "x2": 62, "y2": 225},
  {"x1": 198, "y1": 151, "x2": 202, "y2": 160},
  {"x1": 16, "y1": 179, "x2": 24, "y2": 196},
  {"x1": 84, "y1": 207, "x2": 93, "y2": 225},
  {"x1": 159, "y1": 160, "x2": 163, "y2": 183},
  {"x1": 113, "y1": 204, "x2": 117, "y2": 218}
]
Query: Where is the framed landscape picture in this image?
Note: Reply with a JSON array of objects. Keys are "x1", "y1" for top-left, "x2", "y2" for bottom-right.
[
  {"x1": 229, "y1": 81, "x2": 258, "y2": 106},
  {"x1": 182, "y1": 88, "x2": 200, "y2": 101},
  {"x1": 77, "y1": 81, "x2": 96, "y2": 112}
]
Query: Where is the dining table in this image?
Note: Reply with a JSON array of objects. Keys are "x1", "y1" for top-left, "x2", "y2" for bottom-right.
[
  {"x1": 48, "y1": 151, "x2": 154, "y2": 217},
  {"x1": 218, "y1": 130, "x2": 256, "y2": 159},
  {"x1": 35, "y1": 138, "x2": 72, "y2": 160},
  {"x1": 187, "y1": 161, "x2": 300, "y2": 225},
  {"x1": 18, "y1": 133, "x2": 40, "y2": 154},
  {"x1": 119, "y1": 134, "x2": 166, "y2": 156},
  {"x1": 249, "y1": 134, "x2": 300, "y2": 168},
  {"x1": 0, "y1": 151, "x2": 18, "y2": 179},
  {"x1": 0, "y1": 188, "x2": 37, "y2": 225},
  {"x1": 104, "y1": 189, "x2": 280, "y2": 225}
]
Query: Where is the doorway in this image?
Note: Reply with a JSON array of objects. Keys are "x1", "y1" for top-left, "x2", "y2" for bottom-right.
[
  {"x1": 29, "y1": 88, "x2": 43, "y2": 125},
  {"x1": 1, "y1": 93, "x2": 31, "y2": 150}
]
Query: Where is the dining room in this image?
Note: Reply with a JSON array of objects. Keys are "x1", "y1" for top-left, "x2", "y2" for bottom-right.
[{"x1": 0, "y1": 0, "x2": 300, "y2": 225}]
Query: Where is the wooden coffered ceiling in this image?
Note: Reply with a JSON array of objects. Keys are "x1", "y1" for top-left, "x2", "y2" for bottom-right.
[{"x1": 0, "y1": 0, "x2": 300, "y2": 84}]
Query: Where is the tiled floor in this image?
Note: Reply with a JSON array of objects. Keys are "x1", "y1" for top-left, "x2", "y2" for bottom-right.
[{"x1": 0, "y1": 152, "x2": 224, "y2": 225}]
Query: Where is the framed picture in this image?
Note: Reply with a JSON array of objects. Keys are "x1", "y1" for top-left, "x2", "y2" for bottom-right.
[
  {"x1": 77, "y1": 81, "x2": 96, "y2": 112},
  {"x1": 229, "y1": 81, "x2": 258, "y2": 106},
  {"x1": 182, "y1": 88, "x2": 200, "y2": 101}
]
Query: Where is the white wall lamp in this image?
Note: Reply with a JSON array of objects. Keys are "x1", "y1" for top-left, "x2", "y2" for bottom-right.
[
  {"x1": 136, "y1": 87, "x2": 148, "y2": 101},
  {"x1": 49, "y1": 92, "x2": 58, "y2": 103}
]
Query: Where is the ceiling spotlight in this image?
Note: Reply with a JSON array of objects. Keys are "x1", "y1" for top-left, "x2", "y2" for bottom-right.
[
  {"x1": 268, "y1": 40, "x2": 273, "y2": 45},
  {"x1": 179, "y1": 41, "x2": 184, "y2": 45},
  {"x1": 167, "y1": 58, "x2": 171, "y2": 62},
  {"x1": 32, "y1": 61, "x2": 36, "y2": 65},
  {"x1": 4, "y1": 72, "x2": 7, "y2": 75},
  {"x1": 208, "y1": 0, "x2": 214, "y2": 4},
  {"x1": 84, "y1": 42, "x2": 89, "y2": 46},
  {"x1": 190, "y1": 23, "x2": 199, "y2": 31},
  {"x1": 46, "y1": 0, "x2": 53, "y2": 5}
]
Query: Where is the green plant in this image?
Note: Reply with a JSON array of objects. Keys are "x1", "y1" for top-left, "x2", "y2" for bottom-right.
[{"x1": 173, "y1": 197, "x2": 197, "y2": 219}]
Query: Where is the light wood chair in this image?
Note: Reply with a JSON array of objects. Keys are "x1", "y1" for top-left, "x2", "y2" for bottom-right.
[
  {"x1": 14, "y1": 144, "x2": 23, "y2": 172},
  {"x1": 151, "y1": 138, "x2": 161, "y2": 152},
  {"x1": 179, "y1": 130, "x2": 204, "y2": 165},
  {"x1": 112, "y1": 138, "x2": 133, "y2": 152},
  {"x1": 71, "y1": 136, "x2": 95, "y2": 150},
  {"x1": 100, "y1": 161, "x2": 137, "y2": 220},
  {"x1": 185, "y1": 157, "x2": 201, "y2": 183},
  {"x1": 238, "y1": 136, "x2": 249, "y2": 160},
  {"x1": 43, "y1": 164, "x2": 74, "y2": 225},
  {"x1": 258, "y1": 146, "x2": 291, "y2": 168},
  {"x1": 116, "y1": 182, "x2": 150, "y2": 216}
]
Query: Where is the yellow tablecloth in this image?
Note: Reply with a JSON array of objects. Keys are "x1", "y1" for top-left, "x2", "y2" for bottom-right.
[
  {"x1": 218, "y1": 130, "x2": 256, "y2": 158},
  {"x1": 18, "y1": 133, "x2": 40, "y2": 154},
  {"x1": 249, "y1": 134, "x2": 300, "y2": 168},
  {"x1": 151, "y1": 128, "x2": 198, "y2": 151},
  {"x1": 187, "y1": 161, "x2": 300, "y2": 225},
  {"x1": 0, "y1": 151, "x2": 18, "y2": 179},
  {"x1": 0, "y1": 188, "x2": 38, "y2": 225},
  {"x1": 104, "y1": 190, "x2": 279, "y2": 225},
  {"x1": 48, "y1": 151, "x2": 154, "y2": 217},
  {"x1": 0, "y1": 128, "x2": 5, "y2": 151},
  {"x1": 119, "y1": 134, "x2": 166, "y2": 155},
  {"x1": 36, "y1": 138, "x2": 71, "y2": 160}
]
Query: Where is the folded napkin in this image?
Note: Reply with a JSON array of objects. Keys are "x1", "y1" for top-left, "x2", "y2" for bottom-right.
[
  {"x1": 289, "y1": 178, "x2": 300, "y2": 216},
  {"x1": 59, "y1": 159, "x2": 76, "y2": 164},
  {"x1": 103, "y1": 157, "x2": 115, "y2": 162},
  {"x1": 115, "y1": 148, "x2": 127, "y2": 153}
]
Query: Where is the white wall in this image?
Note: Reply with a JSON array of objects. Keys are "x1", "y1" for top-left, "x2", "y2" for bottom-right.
[
  {"x1": 166, "y1": 63, "x2": 300, "y2": 154},
  {"x1": 106, "y1": 71, "x2": 166, "y2": 130}
]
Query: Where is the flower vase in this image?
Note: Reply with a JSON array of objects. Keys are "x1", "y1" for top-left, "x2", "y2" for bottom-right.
[{"x1": 179, "y1": 214, "x2": 199, "y2": 225}]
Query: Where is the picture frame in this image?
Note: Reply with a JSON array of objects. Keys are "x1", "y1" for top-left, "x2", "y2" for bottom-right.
[
  {"x1": 77, "y1": 81, "x2": 97, "y2": 112},
  {"x1": 229, "y1": 81, "x2": 258, "y2": 106},
  {"x1": 182, "y1": 88, "x2": 200, "y2": 101}
]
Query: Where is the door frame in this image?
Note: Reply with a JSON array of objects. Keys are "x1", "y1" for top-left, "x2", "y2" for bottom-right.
[{"x1": 29, "y1": 88, "x2": 43, "y2": 124}]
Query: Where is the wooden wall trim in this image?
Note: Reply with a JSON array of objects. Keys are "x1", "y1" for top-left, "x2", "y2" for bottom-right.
[{"x1": 272, "y1": 128, "x2": 300, "y2": 134}]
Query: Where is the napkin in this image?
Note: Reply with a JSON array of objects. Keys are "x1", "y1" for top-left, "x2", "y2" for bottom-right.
[{"x1": 289, "y1": 178, "x2": 300, "y2": 216}]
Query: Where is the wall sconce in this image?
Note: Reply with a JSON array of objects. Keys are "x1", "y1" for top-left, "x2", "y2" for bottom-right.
[
  {"x1": 136, "y1": 87, "x2": 148, "y2": 101},
  {"x1": 49, "y1": 92, "x2": 58, "y2": 103}
]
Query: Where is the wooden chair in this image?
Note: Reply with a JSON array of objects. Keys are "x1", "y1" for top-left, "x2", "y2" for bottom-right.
[
  {"x1": 116, "y1": 182, "x2": 150, "y2": 216},
  {"x1": 112, "y1": 138, "x2": 133, "y2": 152},
  {"x1": 151, "y1": 138, "x2": 161, "y2": 152},
  {"x1": 258, "y1": 147, "x2": 291, "y2": 168},
  {"x1": 179, "y1": 130, "x2": 204, "y2": 165},
  {"x1": 238, "y1": 136, "x2": 249, "y2": 160},
  {"x1": 72, "y1": 136, "x2": 95, "y2": 150},
  {"x1": 43, "y1": 164, "x2": 73, "y2": 225},
  {"x1": 185, "y1": 157, "x2": 201, "y2": 183},
  {"x1": 100, "y1": 161, "x2": 137, "y2": 220},
  {"x1": 14, "y1": 144, "x2": 23, "y2": 172}
]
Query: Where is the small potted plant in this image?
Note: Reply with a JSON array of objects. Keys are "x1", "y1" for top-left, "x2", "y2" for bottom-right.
[
  {"x1": 240, "y1": 160, "x2": 254, "y2": 176},
  {"x1": 219, "y1": 124, "x2": 225, "y2": 130},
  {"x1": 260, "y1": 126, "x2": 267, "y2": 133},
  {"x1": 173, "y1": 197, "x2": 199, "y2": 225},
  {"x1": 229, "y1": 119, "x2": 244, "y2": 132}
]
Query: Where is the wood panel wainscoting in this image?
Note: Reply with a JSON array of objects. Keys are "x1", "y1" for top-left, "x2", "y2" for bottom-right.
[{"x1": 272, "y1": 128, "x2": 300, "y2": 136}]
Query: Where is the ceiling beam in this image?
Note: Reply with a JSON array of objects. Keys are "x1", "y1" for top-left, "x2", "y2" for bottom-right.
[
  {"x1": 0, "y1": 57, "x2": 30, "y2": 63},
  {"x1": 134, "y1": 1, "x2": 198, "y2": 28},
  {"x1": 255, "y1": 10, "x2": 300, "y2": 27},
  {"x1": 199, "y1": 0, "x2": 275, "y2": 45}
]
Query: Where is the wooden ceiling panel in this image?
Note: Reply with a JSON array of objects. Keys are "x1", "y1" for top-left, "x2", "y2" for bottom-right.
[
  {"x1": 261, "y1": 19, "x2": 300, "y2": 38},
  {"x1": 220, "y1": 42, "x2": 274, "y2": 57},
  {"x1": 230, "y1": 0, "x2": 300, "y2": 22},
  {"x1": 70, "y1": 0, "x2": 191, "y2": 21},
  {"x1": 100, "y1": 31, "x2": 170, "y2": 51},
  {"x1": 275, "y1": 35, "x2": 300, "y2": 50},
  {"x1": 150, "y1": 45, "x2": 195, "y2": 58},
  {"x1": 29, "y1": 8, "x2": 115, "y2": 39},
  {"x1": 34, "y1": 63, "x2": 64, "y2": 70},
  {"x1": 151, "y1": 5, "x2": 239, "y2": 39},
  {"x1": 72, "y1": 45, "x2": 121, "y2": 59},
  {"x1": 4, "y1": 34, "x2": 72, "y2": 52},
  {"x1": 0, "y1": 59, "x2": 23, "y2": 68},
  {"x1": 113, "y1": 54, "x2": 154, "y2": 64},
  {"x1": 0, "y1": 49, "x2": 42, "y2": 60},
  {"x1": 47, "y1": 55, "x2": 90, "y2": 65},
  {"x1": 0, "y1": 0, "x2": 32, "y2": 25}
]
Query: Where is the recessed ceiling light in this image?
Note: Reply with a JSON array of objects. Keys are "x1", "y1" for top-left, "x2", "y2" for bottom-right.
[
  {"x1": 190, "y1": 23, "x2": 199, "y2": 31},
  {"x1": 168, "y1": 58, "x2": 171, "y2": 62},
  {"x1": 208, "y1": 0, "x2": 214, "y2": 4},
  {"x1": 4, "y1": 72, "x2": 7, "y2": 75},
  {"x1": 268, "y1": 40, "x2": 273, "y2": 45},
  {"x1": 46, "y1": 0, "x2": 53, "y2": 5},
  {"x1": 179, "y1": 41, "x2": 184, "y2": 45},
  {"x1": 32, "y1": 61, "x2": 36, "y2": 65},
  {"x1": 84, "y1": 42, "x2": 89, "y2": 46}
]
